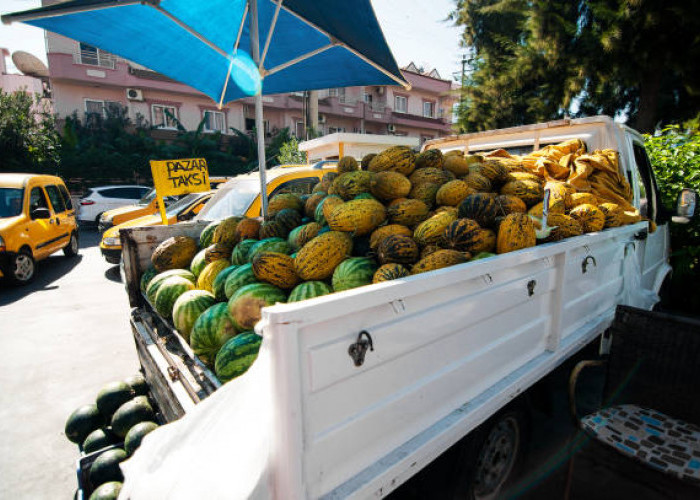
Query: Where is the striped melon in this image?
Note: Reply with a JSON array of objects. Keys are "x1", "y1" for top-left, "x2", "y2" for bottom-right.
[
  {"x1": 233, "y1": 218, "x2": 261, "y2": 242},
  {"x1": 227, "y1": 283, "x2": 287, "y2": 331},
  {"x1": 361, "y1": 153, "x2": 377, "y2": 170},
  {"x1": 411, "y1": 250, "x2": 468, "y2": 274},
  {"x1": 500, "y1": 180, "x2": 544, "y2": 206},
  {"x1": 441, "y1": 218, "x2": 481, "y2": 252},
  {"x1": 599, "y1": 203, "x2": 624, "y2": 228},
  {"x1": 527, "y1": 198, "x2": 565, "y2": 218},
  {"x1": 288, "y1": 281, "x2": 334, "y2": 302},
  {"x1": 496, "y1": 213, "x2": 536, "y2": 254},
  {"x1": 288, "y1": 222, "x2": 322, "y2": 251},
  {"x1": 372, "y1": 263, "x2": 410, "y2": 283},
  {"x1": 369, "y1": 224, "x2": 414, "y2": 250},
  {"x1": 268, "y1": 193, "x2": 304, "y2": 216},
  {"x1": 415, "y1": 149, "x2": 443, "y2": 169},
  {"x1": 231, "y1": 239, "x2": 258, "y2": 265},
  {"x1": 274, "y1": 208, "x2": 303, "y2": 233},
  {"x1": 337, "y1": 156, "x2": 359, "y2": 173},
  {"x1": 458, "y1": 194, "x2": 499, "y2": 228},
  {"x1": 190, "y1": 303, "x2": 237, "y2": 365},
  {"x1": 154, "y1": 276, "x2": 195, "y2": 320},
  {"x1": 409, "y1": 182, "x2": 440, "y2": 208},
  {"x1": 305, "y1": 192, "x2": 326, "y2": 218},
  {"x1": 471, "y1": 229, "x2": 496, "y2": 254},
  {"x1": 197, "y1": 259, "x2": 230, "y2": 293},
  {"x1": 387, "y1": 199, "x2": 430, "y2": 227},
  {"x1": 212, "y1": 216, "x2": 243, "y2": 247},
  {"x1": 316, "y1": 195, "x2": 344, "y2": 226},
  {"x1": 332, "y1": 171, "x2": 374, "y2": 200},
  {"x1": 370, "y1": 171, "x2": 412, "y2": 201},
  {"x1": 542, "y1": 214, "x2": 583, "y2": 241},
  {"x1": 368, "y1": 146, "x2": 416, "y2": 176},
  {"x1": 436, "y1": 180, "x2": 473, "y2": 206},
  {"x1": 223, "y1": 263, "x2": 259, "y2": 299},
  {"x1": 443, "y1": 155, "x2": 472, "y2": 177},
  {"x1": 295, "y1": 231, "x2": 353, "y2": 280},
  {"x1": 190, "y1": 249, "x2": 207, "y2": 277},
  {"x1": 569, "y1": 204, "x2": 605, "y2": 232},
  {"x1": 173, "y1": 290, "x2": 216, "y2": 341},
  {"x1": 258, "y1": 219, "x2": 288, "y2": 239},
  {"x1": 413, "y1": 211, "x2": 458, "y2": 246},
  {"x1": 327, "y1": 199, "x2": 387, "y2": 236},
  {"x1": 151, "y1": 236, "x2": 198, "y2": 272},
  {"x1": 377, "y1": 235, "x2": 420, "y2": 265},
  {"x1": 409, "y1": 167, "x2": 452, "y2": 187},
  {"x1": 212, "y1": 265, "x2": 239, "y2": 302},
  {"x1": 463, "y1": 173, "x2": 492, "y2": 193},
  {"x1": 215, "y1": 332, "x2": 263, "y2": 383},
  {"x1": 146, "y1": 269, "x2": 195, "y2": 303},
  {"x1": 332, "y1": 257, "x2": 377, "y2": 292},
  {"x1": 247, "y1": 237, "x2": 293, "y2": 262},
  {"x1": 205, "y1": 242, "x2": 233, "y2": 263},
  {"x1": 199, "y1": 221, "x2": 220, "y2": 248},
  {"x1": 252, "y1": 252, "x2": 299, "y2": 289},
  {"x1": 479, "y1": 160, "x2": 508, "y2": 183},
  {"x1": 494, "y1": 195, "x2": 527, "y2": 216}
]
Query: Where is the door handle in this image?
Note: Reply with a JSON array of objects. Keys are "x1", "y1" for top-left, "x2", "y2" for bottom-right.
[{"x1": 55, "y1": 218, "x2": 60, "y2": 225}]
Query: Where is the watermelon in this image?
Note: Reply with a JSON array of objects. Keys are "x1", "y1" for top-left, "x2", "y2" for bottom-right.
[
  {"x1": 82, "y1": 428, "x2": 119, "y2": 454},
  {"x1": 111, "y1": 396, "x2": 155, "y2": 438},
  {"x1": 124, "y1": 374, "x2": 148, "y2": 396},
  {"x1": 354, "y1": 193, "x2": 376, "y2": 200},
  {"x1": 215, "y1": 332, "x2": 263, "y2": 383},
  {"x1": 332, "y1": 257, "x2": 377, "y2": 292},
  {"x1": 96, "y1": 381, "x2": 135, "y2": 419},
  {"x1": 247, "y1": 237, "x2": 293, "y2": 262},
  {"x1": 172, "y1": 290, "x2": 216, "y2": 341},
  {"x1": 223, "y1": 263, "x2": 259, "y2": 300},
  {"x1": 89, "y1": 481, "x2": 122, "y2": 500},
  {"x1": 125, "y1": 421, "x2": 159, "y2": 456},
  {"x1": 189, "y1": 249, "x2": 207, "y2": 277},
  {"x1": 145, "y1": 269, "x2": 195, "y2": 302},
  {"x1": 288, "y1": 222, "x2": 321, "y2": 251},
  {"x1": 154, "y1": 276, "x2": 195, "y2": 319},
  {"x1": 65, "y1": 404, "x2": 103, "y2": 444},
  {"x1": 288, "y1": 281, "x2": 333, "y2": 302},
  {"x1": 473, "y1": 252, "x2": 496, "y2": 260},
  {"x1": 199, "y1": 220, "x2": 220, "y2": 248},
  {"x1": 139, "y1": 266, "x2": 157, "y2": 293},
  {"x1": 190, "y1": 303, "x2": 238, "y2": 365},
  {"x1": 227, "y1": 283, "x2": 287, "y2": 331},
  {"x1": 89, "y1": 448, "x2": 126, "y2": 487},
  {"x1": 212, "y1": 265, "x2": 238, "y2": 302},
  {"x1": 315, "y1": 195, "x2": 342, "y2": 226},
  {"x1": 197, "y1": 259, "x2": 230, "y2": 293},
  {"x1": 231, "y1": 239, "x2": 258, "y2": 265}
]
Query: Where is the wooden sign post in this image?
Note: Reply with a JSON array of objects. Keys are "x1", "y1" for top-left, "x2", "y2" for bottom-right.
[{"x1": 150, "y1": 158, "x2": 210, "y2": 225}]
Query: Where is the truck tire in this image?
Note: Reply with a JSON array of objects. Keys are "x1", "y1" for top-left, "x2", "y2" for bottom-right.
[
  {"x1": 450, "y1": 405, "x2": 528, "y2": 500},
  {"x1": 63, "y1": 232, "x2": 79, "y2": 257}
]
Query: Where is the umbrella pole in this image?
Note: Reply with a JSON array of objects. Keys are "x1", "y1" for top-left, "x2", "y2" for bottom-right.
[{"x1": 249, "y1": 0, "x2": 269, "y2": 220}]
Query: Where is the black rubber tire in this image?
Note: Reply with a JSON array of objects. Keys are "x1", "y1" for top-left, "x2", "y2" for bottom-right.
[
  {"x1": 9, "y1": 248, "x2": 36, "y2": 285},
  {"x1": 63, "y1": 232, "x2": 79, "y2": 257}
]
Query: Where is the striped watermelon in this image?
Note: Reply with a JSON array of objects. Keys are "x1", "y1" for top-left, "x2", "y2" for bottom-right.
[
  {"x1": 231, "y1": 239, "x2": 258, "y2": 265},
  {"x1": 146, "y1": 269, "x2": 196, "y2": 302},
  {"x1": 154, "y1": 276, "x2": 195, "y2": 319},
  {"x1": 190, "y1": 303, "x2": 238, "y2": 366},
  {"x1": 247, "y1": 238, "x2": 293, "y2": 263},
  {"x1": 332, "y1": 257, "x2": 377, "y2": 292},
  {"x1": 189, "y1": 249, "x2": 207, "y2": 277},
  {"x1": 288, "y1": 222, "x2": 322, "y2": 251},
  {"x1": 140, "y1": 266, "x2": 157, "y2": 293},
  {"x1": 196, "y1": 259, "x2": 230, "y2": 293},
  {"x1": 172, "y1": 290, "x2": 216, "y2": 341},
  {"x1": 212, "y1": 265, "x2": 238, "y2": 302},
  {"x1": 354, "y1": 193, "x2": 377, "y2": 200},
  {"x1": 227, "y1": 283, "x2": 287, "y2": 331},
  {"x1": 288, "y1": 281, "x2": 333, "y2": 302},
  {"x1": 214, "y1": 332, "x2": 263, "y2": 383},
  {"x1": 199, "y1": 220, "x2": 220, "y2": 248},
  {"x1": 223, "y1": 263, "x2": 259, "y2": 299}
]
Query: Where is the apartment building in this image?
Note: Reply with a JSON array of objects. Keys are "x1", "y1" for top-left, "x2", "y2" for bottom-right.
[{"x1": 45, "y1": 29, "x2": 457, "y2": 144}]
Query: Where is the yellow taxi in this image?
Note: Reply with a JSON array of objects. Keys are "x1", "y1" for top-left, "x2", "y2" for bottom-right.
[
  {"x1": 100, "y1": 190, "x2": 213, "y2": 264},
  {"x1": 0, "y1": 174, "x2": 79, "y2": 284},
  {"x1": 97, "y1": 177, "x2": 231, "y2": 232}
]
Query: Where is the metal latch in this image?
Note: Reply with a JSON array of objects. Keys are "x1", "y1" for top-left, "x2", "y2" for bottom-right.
[
  {"x1": 527, "y1": 280, "x2": 536, "y2": 296},
  {"x1": 348, "y1": 330, "x2": 374, "y2": 367},
  {"x1": 634, "y1": 229, "x2": 648, "y2": 241},
  {"x1": 167, "y1": 365, "x2": 180, "y2": 382},
  {"x1": 582, "y1": 255, "x2": 597, "y2": 274}
]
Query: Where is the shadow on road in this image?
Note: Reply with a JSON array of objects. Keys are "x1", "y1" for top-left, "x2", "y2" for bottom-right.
[
  {"x1": 0, "y1": 254, "x2": 83, "y2": 306},
  {"x1": 105, "y1": 265, "x2": 122, "y2": 283},
  {"x1": 78, "y1": 227, "x2": 102, "y2": 250}
]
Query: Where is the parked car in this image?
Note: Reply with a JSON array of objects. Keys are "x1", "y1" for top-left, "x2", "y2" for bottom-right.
[
  {"x1": 0, "y1": 173, "x2": 79, "y2": 284},
  {"x1": 77, "y1": 185, "x2": 151, "y2": 225},
  {"x1": 100, "y1": 191, "x2": 213, "y2": 264},
  {"x1": 97, "y1": 177, "x2": 231, "y2": 232}
]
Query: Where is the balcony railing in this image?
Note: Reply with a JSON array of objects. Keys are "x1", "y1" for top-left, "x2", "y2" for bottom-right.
[{"x1": 73, "y1": 47, "x2": 117, "y2": 69}]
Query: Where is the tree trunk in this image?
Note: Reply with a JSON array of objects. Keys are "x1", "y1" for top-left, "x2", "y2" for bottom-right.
[{"x1": 635, "y1": 66, "x2": 663, "y2": 133}]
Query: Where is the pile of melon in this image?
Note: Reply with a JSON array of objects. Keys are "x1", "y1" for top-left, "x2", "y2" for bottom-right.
[
  {"x1": 140, "y1": 141, "x2": 643, "y2": 382},
  {"x1": 64, "y1": 374, "x2": 160, "y2": 499}
]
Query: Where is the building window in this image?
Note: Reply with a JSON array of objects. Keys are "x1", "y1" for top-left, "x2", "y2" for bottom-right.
[
  {"x1": 85, "y1": 99, "x2": 123, "y2": 117},
  {"x1": 77, "y1": 43, "x2": 116, "y2": 69},
  {"x1": 395, "y1": 95, "x2": 408, "y2": 113},
  {"x1": 295, "y1": 121, "x2": 304, "y2": 138},
  {"x1": 363, "y1": 92, "x2": 373, "y2": 104},
  {"x1": 151, "y1": 104, "x2": 178, "y2": 129},
  {"x1": 328, "y1": 127, "x2": 346, "y2": 134},
  {"x1": 423, "y1": 101, "x2": 435, "y2": 118},
  {"x1": 203, "y1": 110, "x2": 226, "y2": 133}
]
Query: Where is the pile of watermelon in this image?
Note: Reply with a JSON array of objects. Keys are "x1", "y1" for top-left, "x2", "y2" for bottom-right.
[{"x1": 64, "y1": 373, "x2": 160, "y2": 500}]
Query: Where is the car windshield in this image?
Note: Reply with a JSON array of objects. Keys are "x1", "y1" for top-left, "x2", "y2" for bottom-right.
[
  {"x1": 0, "y1": 188, "x2": 24, "y2": 218},
  {"x1": 165, "y1": 193, "x2": 205, "y2": 217},
  {"x1": 138, "y1": 188, "x2": 157, "y2": 206},
  {"x1": 196, "y1": 178, "x2": 260, "y2": 221}
]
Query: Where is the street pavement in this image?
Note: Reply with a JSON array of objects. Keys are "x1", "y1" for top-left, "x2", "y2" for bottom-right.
[{"x1": 0, "y1": 229, "x2": 138, "y2": 499}]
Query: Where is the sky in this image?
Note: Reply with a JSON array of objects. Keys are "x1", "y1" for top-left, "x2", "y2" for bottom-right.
[{"x1": 0, "y1": 0, "x2": 465, "y2": 81}]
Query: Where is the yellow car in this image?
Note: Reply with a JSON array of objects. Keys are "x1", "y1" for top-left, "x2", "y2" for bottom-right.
[
  {"x1": 0, "y1": 173, "x2": 79, "y2": 284},
  {"x1": 100, "y1": 191, "x2": 213, "y2": 264},
  {"x1": 97, "y1": 177, "x2": 231, "y2": 232}
]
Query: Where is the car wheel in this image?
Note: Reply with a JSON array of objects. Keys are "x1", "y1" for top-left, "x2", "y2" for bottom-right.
[
  {"x1": 64, "y1": 232, "x2": 79, "y2": 257},
  {"x1": 10, "y1": 249, "x2": 36, "y2": 285}
]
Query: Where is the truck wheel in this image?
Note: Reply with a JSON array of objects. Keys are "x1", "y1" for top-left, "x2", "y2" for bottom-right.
[
  {"x1": 451, "y1": 407, "x2": 527, "y2": 500},
  {"x1": 10, "y1": 248, "x2": 36, "y2": 285},
  {"x1": 63, "y1": 232, "x2": 79, "y2": 257}
]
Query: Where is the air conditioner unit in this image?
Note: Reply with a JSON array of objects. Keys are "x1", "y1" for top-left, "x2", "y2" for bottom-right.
[
  {"x1": 387, "y1": 123, "x2": 396, "y2": 133},
  {"x1": 126, "y1": 88, "x2": 143, "y2": 101},
  {"x1": 318, "y1": 114, "x2": 326, "y2": 124}
]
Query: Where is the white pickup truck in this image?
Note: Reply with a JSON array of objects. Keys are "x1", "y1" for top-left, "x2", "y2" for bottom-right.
[{"x1": 119, "y1": 116, "x2": 694, "y2": 499}]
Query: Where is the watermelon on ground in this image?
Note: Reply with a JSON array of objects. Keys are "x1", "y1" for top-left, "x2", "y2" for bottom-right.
[
  {"x1": 288, "y1": 281, "x2": 333, "y2": 302},
  {"x1": 332, "y1": 257, "x2": 377, "y2": 292},
  {"x1": 153, "y1": 276, "x2": 195, "y2": 319},
  {"x1": 223, "y1": 263, "x2": 259, "y2": 300},
  {"x1": 227, "y1": 283, "x2": 287, "y2": 331},
  {"x1": 215, "y1": 332, "x2": 263, "y2": 383},
  {"x1": 172, "y1": 290, "x2": 216, "y2": 342},
  {"x1": 190, "y1": 303, "x2": 238, "y2": 366}
]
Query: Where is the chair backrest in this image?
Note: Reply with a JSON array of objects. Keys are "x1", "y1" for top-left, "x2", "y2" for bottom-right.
[{"x1": 604, "y1": 305, "x2": 700, "y2": 425}]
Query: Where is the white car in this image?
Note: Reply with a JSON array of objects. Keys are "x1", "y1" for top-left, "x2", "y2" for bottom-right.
[{"x1": 77, "y1": 185, "x2": 151, "y2": 225}]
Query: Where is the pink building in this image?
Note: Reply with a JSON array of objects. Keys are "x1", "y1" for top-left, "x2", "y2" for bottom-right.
[
  {"x1": 45, "y1": 29, "x2": 457, "y2": 144},
  {"x1": 0, "y1": 48, "x2": 46, "y2": 96}
]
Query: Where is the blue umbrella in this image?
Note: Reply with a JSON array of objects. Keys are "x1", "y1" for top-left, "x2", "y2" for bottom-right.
[{"x1": 3, "y1": 0, "x2": 409, "y2": 217}]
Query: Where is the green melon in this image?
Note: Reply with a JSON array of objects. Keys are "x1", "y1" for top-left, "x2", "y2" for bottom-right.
[
  {"x1": 215, "y1": 333, "x2": 263, "y2": 383},
  {"x1": 89, "y1": 481, "x2": 122, "y2": 500},
  {"x1": 314, "y1": 195, "x2": 343, "y2": 225},
  {"x1": 96, "y1": 381, "x2": 135, "y2": 419},
  {"x1": 354, "y1": 192, "x2": 377, "y2": 200},
  {"x1": 247, "y1": 237, "x2": 293, "y2": 263},
  {"x1": 111, "y1": 396, "x2": 155, "y2": 438},
  {"x1": 124, "y1": 374, "x2": 148, "y2": 396},
  {"x1": 189, "y1": 249, "x2": 207, "y2": 277},
  {"x1": 212, "y1": 265, "x2": 238, "y2": 302},
  {"x1": 82, "y1": 428, "x2": 119, "y2": 454},
  {"x1": 190, "y1": 303, "x2": 238, "y2": 366},
  {"x1": 65, "y1": 404, "x2": 104, "y2": 444},
  {"x1": 288, "y1": 222, "x2": 322, "y2": 251},
  {"x1": 124, "y1": 421, "x2": 159, "y2": 456},
  {"x1": 223, "y1": 263, "x2": 259, "y2": 300},
  {"x1": 231, "y1": 239, "x2": 258, "y2": 265},
  {"x1": 89, "y1": 448, "x2": 126, "y2": 488},
  {"x1": 145, "y1": 269, "x2": 196, "y2": 303},
  {"x1": 227, "y1": 283, "x2": 287, "y2": 331},
  {"x1": 154, "y1": 276, "x2": 195, "y2": 319},
  {"x1": 199, "y1": 220, "x2": 220, "y2": 248},
  {"x1": 139, "y1": 266, "x2": 157, "y2": 293},
  {"x1": 332, "y1": 257, "x2": 377, "y2": 292},
  {"x1": 172, "y1": 290, "x2": 217, "y2": 342},
  {"x1": 287, "y1": 281, "x2": 334, "y2": 302}
]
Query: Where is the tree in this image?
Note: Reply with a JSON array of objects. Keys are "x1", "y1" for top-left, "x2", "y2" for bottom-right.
[{"x1": 277, "y1": 134, "x2": 306, "y2": 165}]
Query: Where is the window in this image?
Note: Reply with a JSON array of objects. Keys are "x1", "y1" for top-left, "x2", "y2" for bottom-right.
[
  {"x1": 270, "y1": 178, "x2": 318, "y2": 198},
  {"x1": 151, "y1": 104, "x2": 178, "y2": 129},
  {"x1": 203, "y1": 110, "x2": 226, "y2": 133},
  {"x1": 394, "y1": 95, "x2": 407, "y2": 113},
  {"x1": 197, "y1": 179, "x2": 260, "y2": 220},
  {"x1": 45, "y1": 185, "x2": 66, "y2": 213},
  {"x1": 0, "y1": 188, "x2": 24, "y2": 218},
  {"x1": 245, "y1": 118, "x2": 256, "y2": 132},
  {"x1": 29, "y1": 187, "x2": 49, "y2": 216},
  {"x1": 78, "y1": 43, "x2": 115, "y2": 69},
  {"x1": 99, "y1": 187, "x2": 139, "y2": 199},
  {"x1": 363, "y1": 92, "x2": 373, "y2": 104},
  {"x1": 295, "y1": 121, "x2": 305, "y2": 138},
  {"x1": 85, "y1": 99, "x2": 123, "y2": 118},
  {"x1": 58, "y1": 184, "x2": 73, "y2": 211},
  {"x1": 423, "y1": 101, "x2": 435, "y2": 118},
  {"x1": 632, "y1": 143, "x2": 655, "y2": 220}
]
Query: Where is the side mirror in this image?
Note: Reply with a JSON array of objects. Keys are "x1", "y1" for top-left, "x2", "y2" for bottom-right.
[
  {"x1": 177, "y1": 212, "x2": 195, "y2": 222},
  {"x1": 31, "y1": 207, "x2": 51, "y2": 219},
  {"x1": 672, "y1": 188, "x2": 697, "y2": 224}
]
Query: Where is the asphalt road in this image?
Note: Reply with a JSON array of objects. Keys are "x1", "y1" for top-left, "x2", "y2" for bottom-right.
[{"x1": 0, "y1": 229, "x2": 138, "y2": 499}]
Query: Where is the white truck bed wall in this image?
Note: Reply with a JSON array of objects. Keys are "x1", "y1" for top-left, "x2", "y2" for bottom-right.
[{"x1": 260, "y1": 223, "x2": 643, "y2": 499}]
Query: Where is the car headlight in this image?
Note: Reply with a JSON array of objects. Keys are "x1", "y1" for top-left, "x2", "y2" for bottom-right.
[
  {"x1": 100, "y1": 214, "x2": 111, "y2": 223},
  {"x1": 103, "y1": 237, "x2": 120, "y2": 247}
]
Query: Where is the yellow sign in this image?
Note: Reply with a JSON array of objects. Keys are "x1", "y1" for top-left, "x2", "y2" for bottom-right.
[{"x1": 150, "y1": 158, "x2": 210, "y2": 225}]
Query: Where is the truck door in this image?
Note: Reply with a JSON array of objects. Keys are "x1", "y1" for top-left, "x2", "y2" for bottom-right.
[
  {"x1": 44, "y1": 184, "x2": 73, "y2": 251},
  {"x1": 26, "y1": 186, "x2": 57, "y2": 259}
]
